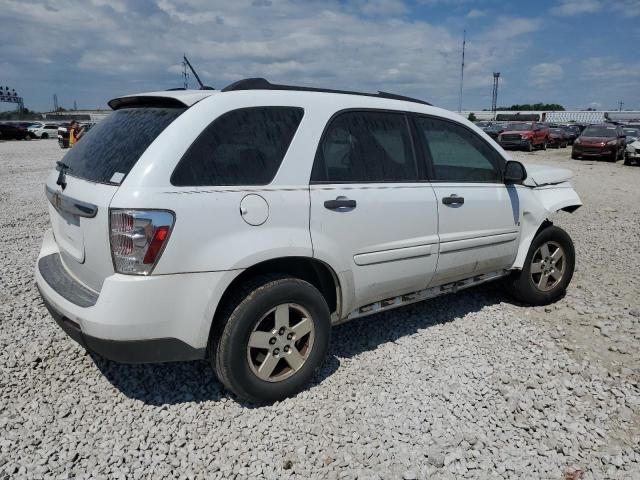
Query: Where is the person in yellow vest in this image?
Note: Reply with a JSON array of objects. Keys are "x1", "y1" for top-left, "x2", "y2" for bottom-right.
[
  {"x1": 68, "y1": 120, "x2": 79, "y2": 147},
  {"x1": 68, "y1": 120, "x2": 86, "y2": 147}
]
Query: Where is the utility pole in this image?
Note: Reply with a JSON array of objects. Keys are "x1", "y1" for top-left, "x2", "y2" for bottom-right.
[
  {"x1": 73, "y1": 100, "x2": 77, "y2": 110},
  {"x1": 53, "y1": 94, "x2": 59, "y2": 111},
  {"x1": 491, "y1": 72, "x2": 500, "y2": 120},
  {"x1": 619, "y1": 101, "x2": 623, "y2": 112},
  {"x1": 458, "y1": 29, "x2": 466, "y2": 113}
]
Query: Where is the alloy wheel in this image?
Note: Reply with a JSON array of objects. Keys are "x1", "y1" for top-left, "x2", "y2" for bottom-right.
[
  {"x1": 246, "y1": 303, "x2": 315, "y2": 382},
  {"x1": 530, "y1": 241, "x2": 566, "y2": 292}
]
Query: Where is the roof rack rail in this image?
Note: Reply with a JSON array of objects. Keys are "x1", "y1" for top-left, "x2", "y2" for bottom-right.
[{"x1": 221, "y1": 78, "x2": 431, "y2": 106}]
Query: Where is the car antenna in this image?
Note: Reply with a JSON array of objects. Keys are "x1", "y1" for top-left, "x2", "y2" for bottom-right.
[{"x1": 183, "y1": 54, "x2": 215, "y2": 90}]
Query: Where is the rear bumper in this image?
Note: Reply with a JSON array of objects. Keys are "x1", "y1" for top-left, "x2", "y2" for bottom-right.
[
  {"x1": 39, "y1": 289, "x2": 204, "y2": 363},
  {"x1": 35, "y1": 229, "x2": 239, "y2": 363}
]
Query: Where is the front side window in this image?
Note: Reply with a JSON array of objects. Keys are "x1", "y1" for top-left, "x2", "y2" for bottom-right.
[
  {"x1": 311, "y1": 111, "x2": 417, "y2": 183},
  {"x1": 171, "y1": 107, "x2": 304, "y2": 186},
  {"x1": 414, "y1": 116, "x2": 503, "y2": 183}
]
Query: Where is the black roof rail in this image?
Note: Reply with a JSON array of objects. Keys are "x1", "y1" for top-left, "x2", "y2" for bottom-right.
[{"x1": 221, "y1": 78, "x2": 431, "y2": 106}]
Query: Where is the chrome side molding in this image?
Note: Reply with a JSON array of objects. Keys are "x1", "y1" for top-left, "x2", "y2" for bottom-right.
[{"x1": 45, "y1": 185, "x2": 98, "y2": 218}]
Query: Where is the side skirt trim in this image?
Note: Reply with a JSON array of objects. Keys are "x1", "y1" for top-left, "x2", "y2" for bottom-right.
[{"x1": 340, "y1": 269, "x2": 509, "y2": 323}]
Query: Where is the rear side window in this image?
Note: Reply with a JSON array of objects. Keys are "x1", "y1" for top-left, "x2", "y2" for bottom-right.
[
  {"x1": 171, "y1": 107, "x2": 304, "y2": 186},
  {"x1": 61, "y1": 107, "x2": 184, "y2": 184},
  {"x1": 311, "y1": 111, "x2": 417, "y2": 183},
  {"x1": 414, "y1": 116, "x2": 503, "y2": 182}
]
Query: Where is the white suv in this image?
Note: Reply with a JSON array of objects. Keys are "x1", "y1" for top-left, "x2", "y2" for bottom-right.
[{"x1": 35, "y1": 79, "x2": 582, "y2": 402}]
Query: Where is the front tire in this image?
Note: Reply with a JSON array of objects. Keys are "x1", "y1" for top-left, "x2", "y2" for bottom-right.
[
  {"x1": 41, "y1": 133, "x2": 48, "y2": 139},
  {"x1": 211, "y1": 275, "x2": 331, "y2": 403},
  {"x1": 526, "y1": 140, "x2": 533, "y2": 152},
  {"x1": 507, "y1": 225, "x2": 575, "y2": 306}
]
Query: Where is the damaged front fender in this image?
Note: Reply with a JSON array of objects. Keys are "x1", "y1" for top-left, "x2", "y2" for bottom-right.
[{"x1": 512, "y1": 181, "x2": 582, "y2": 269}]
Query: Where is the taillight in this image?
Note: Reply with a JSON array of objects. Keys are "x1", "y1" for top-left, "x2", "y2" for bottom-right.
[{"x1": 109, "y1": 209, "x2": 175, "y2": 275}]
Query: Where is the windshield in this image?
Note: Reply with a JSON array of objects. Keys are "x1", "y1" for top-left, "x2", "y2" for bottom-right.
[
  {"x1": 582, "y1": 126, "x2": 618, "y2": 137},
  {"x1": 61, "y1": 107, "x2": 185, "y2": 184},
  {"x1": 505, "y1": 123, "x2": 533, "y2": 131},
  {"x1": 550, "y1": 129, "x2": 564, "y2": 134},
  {"x1": 624, "y1": 129, "x2": 638, "y2": 136}
]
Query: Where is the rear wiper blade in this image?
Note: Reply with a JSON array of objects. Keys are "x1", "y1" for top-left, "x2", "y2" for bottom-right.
[{"x1": 56, "y1": 161, "x2": 69, "y2": 189}]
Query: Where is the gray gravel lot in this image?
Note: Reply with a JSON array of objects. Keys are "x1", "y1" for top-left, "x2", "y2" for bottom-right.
[{"x1": 1, "y1": 139, "x2": 639, "y2": 480}]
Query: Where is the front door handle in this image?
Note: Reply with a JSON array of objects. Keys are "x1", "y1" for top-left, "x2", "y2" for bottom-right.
[
  {"x1": 324, "y1": 197, "x2": 357, "y2": 210},
  {"x1": 442, "y1": 194, "x2": 464, "y2": 206}
]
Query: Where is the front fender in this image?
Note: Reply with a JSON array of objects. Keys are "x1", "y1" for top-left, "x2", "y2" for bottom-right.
[{"x1": 512, "y1": 182, "x2": 582, "y2": 269}]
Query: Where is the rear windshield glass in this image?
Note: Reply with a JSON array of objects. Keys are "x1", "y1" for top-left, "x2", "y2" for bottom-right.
[{"x1": 61, "y1": 107, "x2": 185, "y2": 184}]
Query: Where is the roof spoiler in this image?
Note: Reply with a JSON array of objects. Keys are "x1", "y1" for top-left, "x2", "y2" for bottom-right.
[{"x1": 107, "y1": 96, "x2": 189, "y2": 111}]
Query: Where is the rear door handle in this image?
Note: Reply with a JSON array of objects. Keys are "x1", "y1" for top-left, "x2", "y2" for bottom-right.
[
  {"x1": 442, "y1": 194, "x2": 464, "y2": 206},
  {"x1": 324, "y1": 197, "x2": 357, "y2": 210}
]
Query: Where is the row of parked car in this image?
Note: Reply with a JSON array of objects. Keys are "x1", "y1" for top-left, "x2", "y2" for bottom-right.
[
  {"x1": 0, "y1": 120, "x2": 96, "y2": 148},
  {"x1": 477, "y1": 120, "x2": 640, "y2": 165},
  {"x1": 0, "y1": 121, "x2": 62, "y2": 141}
]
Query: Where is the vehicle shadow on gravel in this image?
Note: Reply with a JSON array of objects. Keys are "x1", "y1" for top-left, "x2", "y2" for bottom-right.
[
  {"x1": 92, "y1": 283, "x2": 517, "y2": 407},
  {"x1": 329, "y1": 282, "x2": 518, "y2": 359}
]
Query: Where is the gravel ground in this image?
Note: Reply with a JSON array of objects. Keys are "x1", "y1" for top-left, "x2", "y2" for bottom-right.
[{"x1": 0, "y1": 139, "x2": 639, "y2": 480}]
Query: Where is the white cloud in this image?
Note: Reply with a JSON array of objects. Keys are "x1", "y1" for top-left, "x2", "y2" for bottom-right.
[
  {"x1": 529, "y1": 63, "x2": 564, "y2": 86},
  {"x1": 466, "y1": 9, "x2": 486, "y2": 19},
  {"x1": 552, "y1": 0, "x2": 640, "y2": 17},
  {"x1": 551, "y1": 0, "x2": 601, "y2": 16}
]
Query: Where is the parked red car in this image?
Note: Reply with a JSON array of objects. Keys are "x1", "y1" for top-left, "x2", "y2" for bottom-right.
[
  {"x1": 498, "y1": 122, "x2": 549, "y2": 151},
  {"x1": 571, "y1": 124, "x2": 626, "y2": 162}
]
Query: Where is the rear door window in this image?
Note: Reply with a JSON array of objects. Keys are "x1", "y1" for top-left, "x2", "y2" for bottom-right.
[
  {"x1": 61, "y1": 107, "x2": 185, "y2": 184},
  {"x1": 171, "y1": 107, "x2": 304, "y2": 186},
  {"x1": 311, "y1": 111, "x2": 418, "y2": 183}
]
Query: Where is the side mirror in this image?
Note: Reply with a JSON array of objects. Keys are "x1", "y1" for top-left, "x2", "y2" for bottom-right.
[{"x1": 504, "y1": 160, "x2": 527, "y2": 184}]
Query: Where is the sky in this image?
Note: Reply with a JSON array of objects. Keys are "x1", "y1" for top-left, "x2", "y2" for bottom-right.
[{"x1": 1, "y1": 0, "x2": 639, "y2": 113}]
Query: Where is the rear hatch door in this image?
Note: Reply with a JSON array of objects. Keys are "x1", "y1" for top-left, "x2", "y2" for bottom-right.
[{"x1": 45, "y1": 105, "x2": 186, "y2": 292}]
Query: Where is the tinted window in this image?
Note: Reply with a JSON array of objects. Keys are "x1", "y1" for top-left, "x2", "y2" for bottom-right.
[
  {"x1": 415, "y1": 116, "x2": 503, "y2": 182},
  {"x1": 171, "y1": 107, "x2": 303, "y2": 186},
  {"x1": 62, "y1": 107, "x2": 184, "y2": 184},
  {"x1": 311, "y1": 111, "x2": 417, "y2": 183}
]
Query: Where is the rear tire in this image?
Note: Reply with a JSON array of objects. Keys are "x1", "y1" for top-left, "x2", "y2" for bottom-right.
[
  {"x1": 542, "y1": 140, "x2": 548, "y2": 150},
  {"x1": 526, "y1": 140, "x2": 533, "y2": 152},
  {"x1": 210, "y1": 275, "x2": 331, "y2": 403},
  {"x1": 507, "y1": 225, "x2": 575, "y2": 306}
]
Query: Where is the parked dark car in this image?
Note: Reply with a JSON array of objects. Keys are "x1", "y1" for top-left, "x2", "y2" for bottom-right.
[
  {"x1": 482, "y1": 122, "x2": 506, "y2": 140},
  {"x1": 559, "y1": 125, "x2": 581, "y2": 145},
  {"x1": 548, "y1": 128, "x2": 569, "y2": 148},
  {"x1": 572, "y1": 124, "x2": 625, "y2": 161},
  {"x1": 497, "y1": 122, "x2": 549, "y2": 151},
  {"x1": 0, "y1": 123, "x2": 33, "y2": 140},
  {"x1": 57, "y1": 123, "x2": 71, "y2": 148}
]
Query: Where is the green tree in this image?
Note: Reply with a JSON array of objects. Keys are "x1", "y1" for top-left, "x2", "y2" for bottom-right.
[{"x1": 467, "y1": 112, "x2": 477, "y2": 122}]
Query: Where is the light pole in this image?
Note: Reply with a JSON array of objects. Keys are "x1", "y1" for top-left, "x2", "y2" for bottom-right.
[{"x1": 491, "y1": 72, "x2": 500, "y2": 120}]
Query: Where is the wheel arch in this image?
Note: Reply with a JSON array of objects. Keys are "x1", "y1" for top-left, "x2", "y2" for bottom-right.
[{"x1": 208, "y1": 256, "x2": 342, "y2": 342}]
